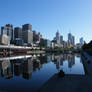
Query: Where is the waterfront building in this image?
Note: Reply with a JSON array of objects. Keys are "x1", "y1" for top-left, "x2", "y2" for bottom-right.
[
  {"x1": 33, "y1": 30, "x2": 42, "y2": 44},
  {"x1": 22, "y1": 24, "x2": 32, "y2": 31},
  {"x1": 0, "y1": 34, "x2": 10, "y2": 45},
  {"x1": 1, "y1": 24, "x2": 13, "y2": 41},
  {"x1": 22, "y1": 24, "x2": 33, "y2": 45},
  {"x1": 40, "y1": 38, "x2": 45, "y2": 47},
  {"x1": 51, "y1": 41, "x2": 55, "y2": 48},
  {"x1": 76, "y1": 43, "x2": 82, "y2": 48},
  {"x1": 44, "y1": 39, "x2": 51, "y2": 47},
  {"x1": 14, "y1": 38, "x2": 24, "y2": 46},
  {"x1": 22, "y1": 30, "x2": 33, "y2": 45},
  {"x1": 14, "y1": 27, "x2": 22, "y2": 40}
]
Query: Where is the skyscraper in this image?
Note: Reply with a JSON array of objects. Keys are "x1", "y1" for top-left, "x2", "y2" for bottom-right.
[
  {"x1": 22, "y1": 24, "x2": 33, "y2": 44},
  {"x1": 72, "y1": 36, "x2": 75, "y2": 46},
  {"x1": 56, "y1": 30, "x2": 60, "y2": 44},
  {"x1": 1, "y1": 24, "x2": 13, "y2": 41},
  {"x1": 68, "y1": 33, "x2": 72, "y2": 43},
  {"x1": 33, "y1": 30, "x2": 42, "y2": 43},
  {"x1": 80, "y1": 37, "x2": 84, "y2": 45},
  {"x1": 68, "y1": 33, "x2": 75, "y2": 46},
  {"x1": 14, "y1": 27, "x2": 22, "y2": 40},
  {"x1": 22, "y1": 24, "x2": 32, "y2": 31},
  {"x1": 60, "y1": 35, "x2": 63, "y2": 44}
]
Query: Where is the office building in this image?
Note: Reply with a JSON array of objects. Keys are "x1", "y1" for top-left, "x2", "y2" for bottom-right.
[
  {"x1": 72, "y1": 36, "x2": 75, "y2": 46},
  {"x1": 67, "y1": 40, "x2": 71, "y2": 48},
  {"x1": 14, "y1": 27, "x2": 22, "y2": 40},
  {"x1": 22, "y1": 24, "x2": 32, "y2": 31},
  {"x1": 1, "y1": 24, "x2": 13, "y2": 41},
  {"x1": 14, "y1": 38, "x2": 24, "y2": 45},
  {"x1": 56, "y1": 30, "x2": 60, "y2": 44},
  {"x1": 44, "y1": 39, "x2": 51, "y2": 47},
  {"x1": 22, "y1": 30, "x2": 33, "y2": 44},
  {"x1": 22, "y1": 24, "x2": 33, "y2": 44},
  {"x1": 60, "y1": 35, "x2": 63, "y2": 44},
  {"x1": 80, "y1": 37, "x2": 84, "y2": 45},
  {"x1": 68, "y1": 33, "x2": 75, "y2": 46},
  {"x1": 33, "y1": 30, "x2": 42, "y2": 43},
  {"x1": 0, "y1": 34, "x2": 10, "y2": 45},
  {"x1": 68, "y1": 33, "x2": 72, "y2": 44}
]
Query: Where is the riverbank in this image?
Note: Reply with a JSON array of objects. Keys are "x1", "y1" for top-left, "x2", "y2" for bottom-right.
[{"x1": 39, "y1": 52, "x2": 92, "y2": 92}]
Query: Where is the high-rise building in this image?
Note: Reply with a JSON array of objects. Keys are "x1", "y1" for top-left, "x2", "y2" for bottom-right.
[
  {"x1": 22, "y1": 24, "x2": 33, "y2": 44},
  {"x1": 22, "y1": 24, "x2": 32, "y2": 31},
  {"x1": 1, "y1": 27, "x2": 7, "y2": 35},
  {"x1": 68, "y1": 33, "x2": 72, "y2": 44},
  {"x1": 68, "y1": 33, "x2": 71, "y2": 40},
  {"x1": 22, "y1": 30, "x2": 33, "y2": 44},
  {"x1": 60, "y1": 35, "x2": 63, "y2": 44},
  {"x1": 63, "y1": 41, "x2": 67, "y2": 48},
  {"x1": 14, "y1": 27, "x2": 22, "y2": 40},
  {"x1": 56, "y1": 30, "x2": 60, "y2": 44},
  {"x1": 1, "y1": 24, "x2": 13, "y2": 41},
  {"x1": 80, "y1": 37, "x2": 84, "y2": 45},
  {"x1": 44, "y1": 39, "x2": 51, "y2": 47},
  {"x1": 67, "y1": 40, "x2": 71, "y2": 48},
  {"x1": 33, "y1": 30, "x2": 42, "y2": 43},
  {"x1": 0, "y1": 34, "x2": 10, "y2": 45},
  {"x1": 68, "y1": 33, "x2": 75, "y2": 46},
  {"x1": 72, "y1": 36, "x2": 75, "y2": 46},
  {"x1": 56, "y1": 30, "x2": 60, "y2": 45}
]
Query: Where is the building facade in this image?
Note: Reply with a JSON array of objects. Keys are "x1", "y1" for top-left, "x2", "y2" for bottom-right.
[
  {"x1": 1, "y1": 24, "x2": 13, "y2": 41},
  {"x1": 14, "y1": 27, "x2": 22, "y2": 40},
  {"x1": 0, "y1": 34, "x2": 10, "y2": 45},
  {"x1": 80, "y1": 37, "x2": 84, "y2": 45},
  {"x1": 22, "y1": 24, "x2": 33, "y2": 45}
]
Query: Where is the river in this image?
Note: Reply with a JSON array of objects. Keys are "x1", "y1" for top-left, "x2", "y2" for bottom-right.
[{"x1": 0, "y1": 54, "x2": 85, "y2": 92}]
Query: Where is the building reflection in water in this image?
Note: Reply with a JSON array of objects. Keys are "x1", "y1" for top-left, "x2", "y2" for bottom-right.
[
  {"x1": 0, "y1": 54, "x2": 82, "y2": 80},
  {"x1": 0, "y1": 60, "x2": 13, "y2": 79}
]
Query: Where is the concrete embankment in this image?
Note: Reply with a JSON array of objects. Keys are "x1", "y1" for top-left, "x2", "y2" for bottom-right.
[{"x1": 39, "y1": 52, "x2": 92, "y2": 92}]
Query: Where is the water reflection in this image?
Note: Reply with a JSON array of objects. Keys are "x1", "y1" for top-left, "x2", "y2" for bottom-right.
[{"x1": 0, "y1": 54, "x2": 84, "y2": 80}]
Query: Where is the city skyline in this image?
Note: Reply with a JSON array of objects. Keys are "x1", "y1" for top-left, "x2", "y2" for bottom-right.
[
  {"x1": 0, "y1": 0, "x2": 92, "y2": 43},
  {"x1": 0, "y1": 23, "x2": 84, "y2": 45}
]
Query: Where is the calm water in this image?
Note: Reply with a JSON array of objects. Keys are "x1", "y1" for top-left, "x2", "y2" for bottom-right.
[{"x1": 0, "y1": 54, "x2": 85, "y2": 92}]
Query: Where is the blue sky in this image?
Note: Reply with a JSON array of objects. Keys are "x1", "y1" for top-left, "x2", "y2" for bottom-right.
[{"x1": 0, "y1": 0, "x2": 92, "y2": 43}]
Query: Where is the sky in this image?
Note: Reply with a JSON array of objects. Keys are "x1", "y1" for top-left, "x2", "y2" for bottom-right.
[{"x1": 0, "y1": 0, "x2": 92, "y2": 43}]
